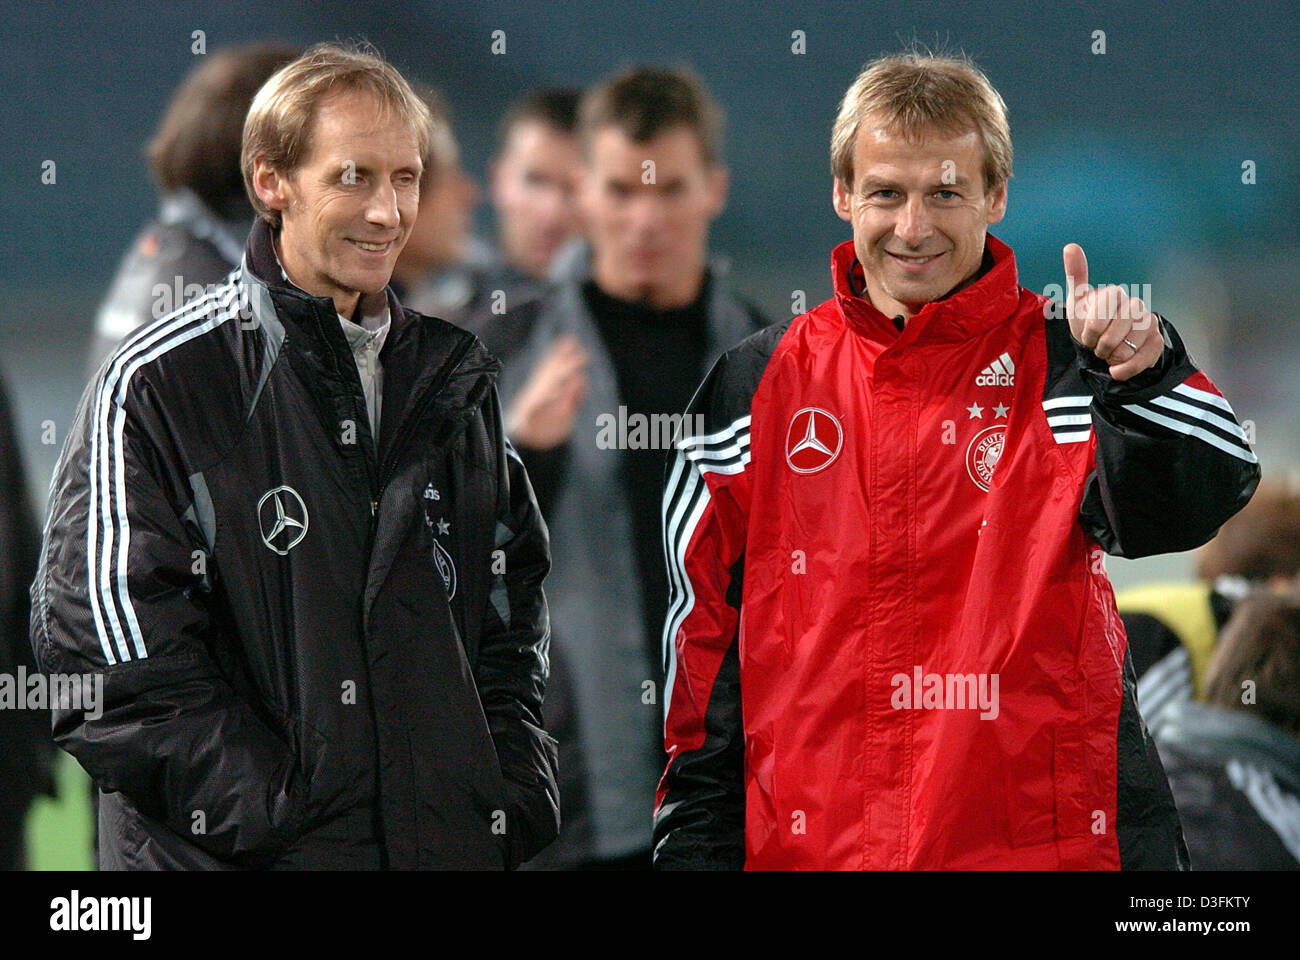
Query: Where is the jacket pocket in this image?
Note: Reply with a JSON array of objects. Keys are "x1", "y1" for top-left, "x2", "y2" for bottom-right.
[{"x1": 447, "y1": 616, "x2": 515, "y2": 868}]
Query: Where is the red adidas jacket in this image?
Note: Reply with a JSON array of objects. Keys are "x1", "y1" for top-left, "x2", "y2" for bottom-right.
[{"x1": 653, "y1": 234, "x2": 1260, "y2": 870}]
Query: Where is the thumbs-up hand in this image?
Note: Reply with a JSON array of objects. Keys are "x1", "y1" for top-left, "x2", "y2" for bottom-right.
[{"x1": 1063, "y1": 243, "x2": 1163, "y2": 381}]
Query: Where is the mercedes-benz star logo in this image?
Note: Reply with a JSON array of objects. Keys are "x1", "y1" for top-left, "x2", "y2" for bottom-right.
[
  {"x1": 257, "y1": 485, "x2": 309, "y2": 555},
  {"x1": 785, "y1": 407, "x2": 844, "y2": 474}
]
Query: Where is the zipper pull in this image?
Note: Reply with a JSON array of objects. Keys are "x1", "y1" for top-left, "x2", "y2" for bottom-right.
[{"x1": 370, "y1": 499, "x2": 378, "y2": 517}]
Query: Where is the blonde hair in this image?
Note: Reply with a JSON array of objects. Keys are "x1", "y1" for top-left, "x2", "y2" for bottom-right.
[
  {"x1": 830, "y1": 50, "x2": 1012, "y2": 193},
  {"x1": 241, "y1": 41, "x2": 433, "y2": 227}
]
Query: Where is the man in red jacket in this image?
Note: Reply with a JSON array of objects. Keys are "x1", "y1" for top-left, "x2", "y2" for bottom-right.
[{"x1": 653, "y1": 51, "x2": 1261, "y2": 869}]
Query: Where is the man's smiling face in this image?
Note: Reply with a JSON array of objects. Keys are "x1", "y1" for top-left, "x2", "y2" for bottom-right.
[
  {"x1": 253, "y1": 87, "x2": 423, "y2": 318},
  {"x1": 833, "y1": 116, "x2": 1007, "y2": 320}
]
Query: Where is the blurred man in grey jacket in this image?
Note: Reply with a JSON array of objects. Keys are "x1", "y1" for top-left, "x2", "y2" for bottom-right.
[{"x1": 498, "y1": 67, "x2": 768, "y2": 868}]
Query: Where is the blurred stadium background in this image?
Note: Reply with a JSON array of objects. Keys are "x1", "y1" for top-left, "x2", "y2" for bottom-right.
[{"x1": 3, "y1": 0, "x2": 1296, "y2": 868}]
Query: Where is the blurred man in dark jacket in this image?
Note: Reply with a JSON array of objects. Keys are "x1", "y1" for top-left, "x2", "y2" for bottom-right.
[
  {"x1": 86, "y1": 43, "x2": 298, "y2": 376},
  {"x1": 404, "y1": 88, "x2": 585, "y2": 367},
  {"x1": 388, "y1": 85, "x2": 480, "y2": 310},
  {"x1": 0, "y1": 368, "x2": 54, "y2": 869},
  {"x1": 1155, "y1": 591, "x2": 1300, "y2": 869}
]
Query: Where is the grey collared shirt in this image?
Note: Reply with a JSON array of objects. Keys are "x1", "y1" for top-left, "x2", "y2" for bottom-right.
[
  {"x1": 268, "y1": 236, "x2": 391, "y2": 449},
  {"x1": 338, "y1": 296, "x2": 390, "y2": 446}
]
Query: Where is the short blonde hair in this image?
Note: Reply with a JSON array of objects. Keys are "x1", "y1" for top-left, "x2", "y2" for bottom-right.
[
  {"x1": 830, "y1": 51, "x2": 1012, "y2": 193},
  {"x1": 241, "y1": 41, "x2": 433, "y2": 228}
]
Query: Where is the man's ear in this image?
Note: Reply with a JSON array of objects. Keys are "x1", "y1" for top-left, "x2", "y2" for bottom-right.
[
  {"x1": 832, "y1": 177, "x2": 854, "y2": 222},
  {"x1": 252, "y1": 157, "x2": 292, "y2": 220},
  {"x1": 706, "y1": 165, "x2": 729, "y2": 219},
  {"x1": 985, "y1": 179, "x2": 1008, "y2": 226}
]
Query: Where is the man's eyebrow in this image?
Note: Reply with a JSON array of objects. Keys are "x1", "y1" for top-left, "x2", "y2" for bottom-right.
[
  {"x1": 333, "y1": 161, "x2": 422, "y2": 176},
  {"x1": 857, "y1": 175, "x2": 973, "y2": 192}
]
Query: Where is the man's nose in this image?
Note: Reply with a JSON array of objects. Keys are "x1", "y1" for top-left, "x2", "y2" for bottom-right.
[
  {"x1": 366, "y1": 184, "x2": 401, "y2": 229},
  {"x1": 538, "y1": 185, "x2": 567, "y2": 221},
  {"x1": 627, "y1": 193, "x2": 664, "y2": 234},
  {"x1": 894, "y1": 195, "x2": 934, "y2": 247}
]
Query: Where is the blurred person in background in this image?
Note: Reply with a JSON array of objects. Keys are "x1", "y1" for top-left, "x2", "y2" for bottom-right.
[
  {"x1": 86, "y1": 43, "x2": 299, "y2": 376},
  {"x1": 452, "y1": 89, "x2": 584, "y2": 363},
  {"x1": 388, "y1": 84, "x2": 478, "y2": 304},
  {"x1": 1121, "y1": 478, "x2": 1300, "y2": 738},
  {"x1": 490, "y1": 89, "x2": 583, "y2": 289},
  {"x1": 1155, "y1": 591, "x2": 1300, "y2": 869},
  {"x1": 0, "y1": 369, "x2": 55, "y2": 869},
  {"x1": 497, "y1": 66, "x2": 768, "y2": 869}
]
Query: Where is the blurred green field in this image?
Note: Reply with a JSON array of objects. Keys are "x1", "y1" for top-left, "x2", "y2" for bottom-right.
[{"x1": 24, "y1": 751, "x2": 94, "y2": 870}]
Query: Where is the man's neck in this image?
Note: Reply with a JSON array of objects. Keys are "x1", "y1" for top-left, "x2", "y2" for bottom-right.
[
  {"x1": 591, "y1": 256, "x2": 707, "y2": 310},
  {"x1": 272, "y1": 230, "x2": 361, "y2": 319},
  {"x1": 499, "y1": 235, "x2": 547, "y2": 283}
]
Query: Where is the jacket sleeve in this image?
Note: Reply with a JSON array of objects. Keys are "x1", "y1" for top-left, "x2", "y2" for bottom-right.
[
  {"x1": 1054, "y1": 314, "x2": 1261, "y2": 558},
  {"x1": 653, "y1": 349, "x2": 755, "y2": 870},
  {"x1": 474, "y1": 386, "x2": 560, "y2": 868},
  {"x1": 513, "y1": 441, "x2": 568, "y2": 521},
  {"x1": 30, "y1": 372, "x2": 313, "y2": 867}
]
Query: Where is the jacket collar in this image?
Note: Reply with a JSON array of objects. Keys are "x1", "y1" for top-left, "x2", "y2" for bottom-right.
[
  {"x1": 237, "y1": 217, "x2": 498, "y2": 445},
  {"x1": 241, "y1": 216, "x2": 415, "y2": 360},
  {"x1": 159, "y1": 187, "x2": 248, "y2": 265},
  {"x1": 832, "y1": 231, "x2": 1023, "y2": 345},
  {"x1": 556, "y1": 262, "x2": 755, "y2": 361},
  {"x1": 246, "y1": 213, "x2": 296, "y2": 290}
]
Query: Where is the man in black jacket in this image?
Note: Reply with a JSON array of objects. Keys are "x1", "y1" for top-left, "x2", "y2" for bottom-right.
[{"x1": 32, "y1": 42, "x2": 559, "y2": 870}]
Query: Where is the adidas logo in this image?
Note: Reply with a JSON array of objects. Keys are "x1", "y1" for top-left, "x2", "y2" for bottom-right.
[{"x1": 976, "y1": 352, "x2": 1015, "y2": 386}]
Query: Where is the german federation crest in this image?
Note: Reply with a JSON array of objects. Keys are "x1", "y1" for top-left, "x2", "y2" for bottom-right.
[
  {"x1": 432, "y1": 540, "x2": 457, "y2": 599},
  {"x1": 966, "y1": 425, "x2": 1006, "y2": 492}
]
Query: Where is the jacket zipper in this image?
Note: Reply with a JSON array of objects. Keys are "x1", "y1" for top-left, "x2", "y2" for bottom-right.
[{"x1": 368, "y1": 333, "x2": 477, "y2": 531}]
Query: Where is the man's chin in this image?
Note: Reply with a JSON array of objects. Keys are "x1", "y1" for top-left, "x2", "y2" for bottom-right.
[
  {"x1": 883, "y1": 269, "x2": 959, "y2": 300},
  {"x1": 340, "y1": 269, "x2": 396, "y2": 296}
]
